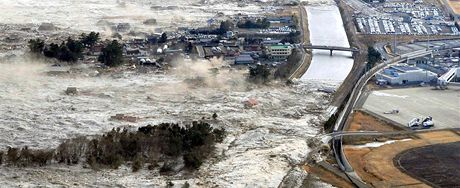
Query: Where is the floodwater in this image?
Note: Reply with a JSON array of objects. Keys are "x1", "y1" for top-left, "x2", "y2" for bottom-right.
[
  {"x1": 0, "y1": 0, "x2": 264, "y2": 32},
  {"x1": 300, "y1": 5, "x2": 354, "y2": 85},
  {"x1": 0, "y1": 59, "x2": 331, "y2": 187}
]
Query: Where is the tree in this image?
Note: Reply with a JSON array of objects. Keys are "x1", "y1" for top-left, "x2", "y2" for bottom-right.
[
  {"x1": 132, "y1": 155, "x2": 144, "y2": 172},
  {"x1": 43, "y1": 43, "x2": 60, "y2": 58},
  {"x1": 28, "y1": 39, "x2": 45, "y2": 53},
  {"x1": 281, "y1": 31, "x2": 301, "y2": 44},
  {"x1": 1, "y1": 121, "x2": 225, "y2": 172},
  {"x1": 37, "y1": 38, "x2": 84, "y2": 62},
  {"x1": 367, "y1": 46, "x2": 382, "y2": 69},
  {"x1": 218, "y1": 20, "x2": 233, "y2": 34},
  {"x1": 249, "y1": 64, "x2": 271, "y2": 83},
  {"x1": 80, "y1": 32, "x2": 100, "y2": 47},
  {"x1": 159, "y1": 33, "x2": 168, "y2": 44},
  {"x1": 58, "y1": 43, "x2": 74, "y2": 62},
  {"x1": 50, "y1": 38, "x2": 84, "y2": 62},
  {"x1": 275, "y1": 49, "x2": 301, "y2": 79},
  {"x1": 157, "y1": 57, "x2": 165, "y2": 63},
  {"x1": 257, "y1": 18, "x2": 270, "y2": 29},
  {"x1": 28, "y1": 33, "x2": 91, "y2": 62},
  {"x1": 237, "y1": 18, "x2": 270, "y2": 29},
  {"x1": 291, "y1": 15, "x2": 299, "y2": 29},
  {"x1": 6, "y1": 147, "x2": 20, "y2": 165},
  {"x1": 186, "y1": 42, "x2": 193, "y2": 53},
  {"x1": 182, "y1": 182, "x2": 190, "y2": 188},
  {"x1": 183, "y1": 150, "x2": 203, "y2": 169},
  {"x1": 98, "y1": 40, "x2": 124, "y2": 67},
  {"x1": 65, "y1": 38, "x2": 84, "y2": 58}
]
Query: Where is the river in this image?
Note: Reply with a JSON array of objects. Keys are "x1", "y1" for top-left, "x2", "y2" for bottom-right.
[{"x1": 300, "y1": 4, "x2": 354, "y2": 86}]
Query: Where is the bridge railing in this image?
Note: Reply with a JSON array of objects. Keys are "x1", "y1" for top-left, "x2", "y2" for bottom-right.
[{"x1": 304, "y1": 45, "x2": 359, "y2": 51}]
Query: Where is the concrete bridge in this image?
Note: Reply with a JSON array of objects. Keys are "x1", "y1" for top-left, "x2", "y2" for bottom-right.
[{"x1": 303, "y1": 45, "x2": 359, "y2": 56}]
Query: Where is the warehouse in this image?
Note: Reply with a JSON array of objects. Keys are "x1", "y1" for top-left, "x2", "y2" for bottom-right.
[{"x1": 376, "y1": 65, "x2": 437, "y2": 85}]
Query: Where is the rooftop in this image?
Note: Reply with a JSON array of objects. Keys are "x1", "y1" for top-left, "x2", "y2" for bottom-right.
[
  {"x1": 392, "y1": 65, "x2": 420, "y2": 72},
  {"x1": 235, "y1": 55, "x2": 254, "y2": 62},
  {"x1": 270, "y1": 45, "x2": 291, "y2": 50}
]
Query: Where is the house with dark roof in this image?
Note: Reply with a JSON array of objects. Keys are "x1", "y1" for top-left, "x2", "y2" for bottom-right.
[{"x1": 235, "y1": 55, "x2": 254, "y2": 65}]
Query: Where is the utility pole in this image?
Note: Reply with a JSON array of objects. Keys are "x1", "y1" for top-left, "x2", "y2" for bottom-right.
[
  {"x1": 426, "y1": 69, "x2": 428, "y2": 84},
  {"x1": 393, "y1": 31, "x2": 397, "y2": 55},
  {"x1": 426, "y1": 34, "x2": 430, "y2": 50}
]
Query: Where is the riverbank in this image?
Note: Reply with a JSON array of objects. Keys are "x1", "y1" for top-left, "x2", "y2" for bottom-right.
[{"x1": 288, "y1": 6, "x2": 312, "y2": 80}]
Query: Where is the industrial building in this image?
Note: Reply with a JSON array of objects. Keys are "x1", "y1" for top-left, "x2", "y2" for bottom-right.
[
  {"x1": 267, "y1": 45, "x2": 292, "y2": 60},
  {"x1": 376, "y1": 65, "x2": 437, "y2": 85}
]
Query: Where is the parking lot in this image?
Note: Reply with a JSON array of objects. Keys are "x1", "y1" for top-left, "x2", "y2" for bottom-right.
[
  {"x1": 352, "y1": 0, "x2": 460, "y2": 36},
  {"x1": 356, "y1": 17, "x2": 459, "y2": 35},
  {"x1": 362, "y1": 86, "x2": 460, "y2": 129}
]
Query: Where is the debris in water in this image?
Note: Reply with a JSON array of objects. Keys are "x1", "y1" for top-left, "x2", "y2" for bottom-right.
[
  {"x1": 110, "y1": 114, "x2": 139, "y2": 123},
  {"x1": 244, "y1": 98, "x2": 258, "y2": 108},
  {"x1": 65, "y1": 87, "x2": 79, "y2": 95}
]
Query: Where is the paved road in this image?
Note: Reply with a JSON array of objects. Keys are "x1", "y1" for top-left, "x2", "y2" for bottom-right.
[{"x1": 323, "y1": 128, "x2": 460, "y2": 142}]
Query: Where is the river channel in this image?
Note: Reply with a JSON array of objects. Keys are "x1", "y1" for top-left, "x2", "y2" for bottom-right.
[{"x1": 301, "y1": 4, "x2": 354, "y2": 86}]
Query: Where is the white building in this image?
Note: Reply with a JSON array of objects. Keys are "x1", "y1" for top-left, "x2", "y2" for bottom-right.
[
  {"x1": 267, "y1": 45, "x2": 293, "y2": 60},
  {"x1": 376, "y1": 65, "x2": 437, "y2": 85}
]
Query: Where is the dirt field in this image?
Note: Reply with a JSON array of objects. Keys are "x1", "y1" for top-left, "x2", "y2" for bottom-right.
[
  {"x1": 396, "y1": 141, "x2": 460, "y2": 187},
  {"x1": 344, "y1": 130, "x2": 460, "y2": 187},
  {"x1": 448, "y1": 0, "x2": 460, "y2": 15},
  {"x1": 347, "y1": 111, "x2": 402, "y2": 132}
]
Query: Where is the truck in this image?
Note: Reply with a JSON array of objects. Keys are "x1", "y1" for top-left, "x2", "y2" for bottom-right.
[{"x1": 408, "y1": 116, "x2": 434, "y2": 129}]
